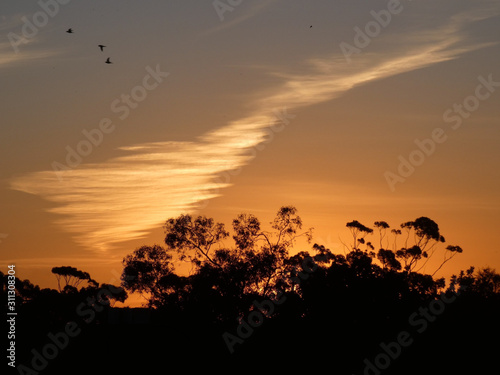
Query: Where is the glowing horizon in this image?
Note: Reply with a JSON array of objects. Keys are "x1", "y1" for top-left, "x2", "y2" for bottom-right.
[{"x1": 1, "y1": 0, "x2": 499, "y2": 290}]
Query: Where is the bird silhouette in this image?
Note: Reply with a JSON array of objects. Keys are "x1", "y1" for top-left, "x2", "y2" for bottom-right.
[
  {"x1": 309, "y1": 25, "x2": 313, "y2": 28},
  {"x1": 98, "y1": 45, "x2": 106, "y2": 51},
  {"x1": 105, "y1": 58, "x2": 113, "y2": 64},
  {"x1": 66, "y1": 28, "x2": 73, "y2": 33}
]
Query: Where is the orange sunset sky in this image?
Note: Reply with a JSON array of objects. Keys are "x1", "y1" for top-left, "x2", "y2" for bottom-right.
[{"x1": 1, "y1": 0, "x2": 499, "y2": 295}]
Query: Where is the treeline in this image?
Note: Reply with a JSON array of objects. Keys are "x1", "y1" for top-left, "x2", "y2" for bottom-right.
[{"x1": 2, "y1": 206, "x2": 500, "y2": 374}]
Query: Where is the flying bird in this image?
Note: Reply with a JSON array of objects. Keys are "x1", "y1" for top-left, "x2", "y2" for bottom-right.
[
  {"x1": 98, "y1": 45, "x2": 106, "y2": 51},
  {"x1": 309, "y1": 25, "x2": 313, "y2": 28},
  {"x1": 105, "y1": 57, "x2": 113, "y2": 64},
  {"x1": 66, "y1": 28, "x2": 73, "y2": 33}
]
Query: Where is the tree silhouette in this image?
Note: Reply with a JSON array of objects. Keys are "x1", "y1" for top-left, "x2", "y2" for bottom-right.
[
  {"x1": 377, "y1": 248, "x2": 402, "y2": 271},
  {"x1": 120, "y1": 206, "x2": 313, "y2": 316},
  {"x1": 346, "y1": 219, "x2": 373, "y2": 250},
  {"x1": 374, "y1": 220, "x2": 390, "y2": 249},
  {"x1": 5, "y1": 207, "x2": 500, "y2": 374},
  {"x1": 450, "y1": 266, "x2": 500, "y2": 297},
  {"x1": 97, "y1": 283, "x2": 128, "y2": 306},
  {"x1": 164, "y1": 214, "x2": 229, "y2": 267},
  {"x1": 431, "y1": 245, "x2": 463, "y2": 276},
  {"x1": 122, "y1": 245, "x2": 182, "y2": 307},
  {"x1": 395, "y1": 217, "x2": 445, "y2": 273},
  {"x1": 475, "y1": 267, "x2": 500, "y2": 296},
  {"x1": 51, "y1": 266, "x2": 96, "y2": 292}
]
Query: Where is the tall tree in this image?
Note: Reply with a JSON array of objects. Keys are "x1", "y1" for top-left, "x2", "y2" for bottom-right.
[
  {"x1": 164, "y1": 214, "x2": 229, "y2": 268},
  {"x1": 51, "y1": 266, "x2": 95, "y2": 292},
  {"x1": 122, "y1": 245, "x2": 182, "y2": 307}
]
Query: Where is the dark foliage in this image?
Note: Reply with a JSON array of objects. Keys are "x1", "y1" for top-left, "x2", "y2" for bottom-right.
[{"x1": 3, "y1": 207, "x2": 499, "y2": 374}]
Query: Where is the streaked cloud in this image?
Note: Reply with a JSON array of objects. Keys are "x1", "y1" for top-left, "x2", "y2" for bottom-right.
[
  {"x1": 0, "y1": 42, "x2": 57, "y2": 69},
  {"x1": 0, "y1": 13, "x2": 66, "y2": 69},
  {"x1": 260, "y1": 4, "x2": 500, "y2": 112},
  {"x1": 10, "y1": 134, "x2": 260, "y2": 252},
  {"x1": 10, "y1": 3, "x2": 499, "y2": 252},
  {"x1": 0, "y1": 14, "x2": 58, "y2": 69}
]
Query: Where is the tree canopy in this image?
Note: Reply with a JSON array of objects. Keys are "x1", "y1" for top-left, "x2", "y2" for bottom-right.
[
  {"x1": 51, "y1": 266, "x2": 96, "y2": 292},
  {"x1": 3, "y1": 206, "x2": 499, "y2": 374}
]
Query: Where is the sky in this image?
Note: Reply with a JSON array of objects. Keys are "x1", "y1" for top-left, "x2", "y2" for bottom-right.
[{"x1": 1, "y1": 0, "x2": 499, "y2": 294}]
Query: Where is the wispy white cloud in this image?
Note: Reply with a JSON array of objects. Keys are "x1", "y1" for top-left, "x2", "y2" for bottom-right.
[
  {"x1": 259, "y1": 4, "x2": 500, "y2": 112},
  {"x1": 10, "y1": 120, "x2": 268, "y2": 252},
  {"x1": 0, "y1": 42, "x2": 57, "y2": 68},
  {"x1": 0, "y1": 14, "x2": 62, "y2": 68},
  {"x1": 0, "y1": 15, "x2": 58, "y2": 69},
  {"x1": 10, "y1": 4, "x2": 499, "y2": 252}
]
